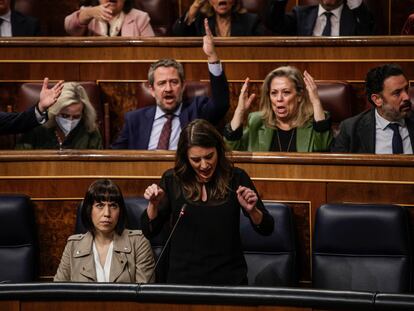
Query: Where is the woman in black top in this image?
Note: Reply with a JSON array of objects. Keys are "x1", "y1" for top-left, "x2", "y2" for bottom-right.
[
  {"x1": 141, "y1": 119, "x2": 274, "y2": 285},
  {"x1": 173, "y1": 0, "x2": 266, "y2": 36}
]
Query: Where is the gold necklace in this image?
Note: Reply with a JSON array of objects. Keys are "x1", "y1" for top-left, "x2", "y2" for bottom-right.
[{"x1": 276, "y1": 128, "x2": 295, "y2": 152}]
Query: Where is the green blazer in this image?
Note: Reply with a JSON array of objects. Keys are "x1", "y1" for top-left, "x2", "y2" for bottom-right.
[
  {"x1": 15, "y1": 122, "x2": 103, "y2": 150},
  {"x1": 226, "y1": 111, "x2": 332, "y2": 152}
]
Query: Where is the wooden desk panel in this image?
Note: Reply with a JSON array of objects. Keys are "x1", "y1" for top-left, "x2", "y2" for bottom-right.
[
  {"x1": 0, "y1": 151, "x2": 413, "y2": 283},
  {"x1": 1, "y1": 37, "x2": 414, "y2": 81}
]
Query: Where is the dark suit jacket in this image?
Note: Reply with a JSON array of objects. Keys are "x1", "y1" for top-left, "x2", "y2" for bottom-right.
[
  {"x1": 0, "y1": 106, "x2": 40, "y2": 135},
  {"x1": 111, "y1": 71, "x2": 229, "y2": 149},
  {"x1": 173, "y1": 11, "x2": 266, "y2": 36},
  {"x1": 265, "y1": 0, "x2": 375, "y2": 36},
  {"x1": 331, "y1": 108, "x2": 414, "y2": 153},
  {"x1": 11, "y1": 10, "x2": 41, "y2": 36}
]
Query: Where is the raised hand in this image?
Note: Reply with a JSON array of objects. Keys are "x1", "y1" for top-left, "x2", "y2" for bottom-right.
[
  {"x1": 187, "y1": 0, "x2": 207, "y2": 24},
  {"x1": 38, "y1": 78, "x2": 64, "y2": 112},
  {"x1": 230, "y1": 78, "x2": 256, "y2": 130},
  {"x1": 238, "y1": 78, "x2": 256, "y2": 113},
  {"x1": 203, "y1": 18, "x2": 219, "y2": 63},
  {"x1": 303, "y1": 70, "x2": 325, "y2": 121},
  {"x1": 91, "y1": 3, "x2": 113, "y2": 22},
  {"x1": 236, "y1": 186, "x2": 258, "y2": 213},
  {"x1": 144, "y1": 184, "x2": 165, "y2": 206},
  {"x1": 144, "y1": 183, "x2": 165, "y2": 220},
  {"x1": 79, "y1": 2, "x2": 113, "y2": 24}
]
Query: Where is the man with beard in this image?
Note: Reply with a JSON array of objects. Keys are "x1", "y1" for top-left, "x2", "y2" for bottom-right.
[
  {"x1": 265, "y1": 0, "x2": 375, "y2": 36},
  {"x1": 112, "y1": 20, "x2": 229, "y2": 150},
  {"x1": 332, "y1": 64, "x2": 414, "y2": 154}
]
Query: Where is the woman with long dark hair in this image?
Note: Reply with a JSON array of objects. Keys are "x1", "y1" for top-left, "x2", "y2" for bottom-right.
[{"x1": 141, "y1": 119, "x2": 274, "y2": 285}]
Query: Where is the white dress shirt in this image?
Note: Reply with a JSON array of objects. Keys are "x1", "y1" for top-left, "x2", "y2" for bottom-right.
[
  {"x1": 148, "y1": 104, "x2": 182, "y2": 150},
  {"x1": 147, "y1": 62, "x2": 223, "y2": 150},
  {"x1": 0, "y1": 10, "x2": 12, "y2": 37},
  {"x1": 312, "y1": 0, "x2": 363, "y2": 36},
  {"x1": 375, "y1": 109, "x2": 413, "y2": 154},
  {"x1": 313, "y1": 4, "x2": 343, "y2": 36}
]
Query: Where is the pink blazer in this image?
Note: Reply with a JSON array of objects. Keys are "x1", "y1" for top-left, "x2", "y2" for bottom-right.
[{"x1": 65, "y1": 8, "x2": 155, "y2": 37}]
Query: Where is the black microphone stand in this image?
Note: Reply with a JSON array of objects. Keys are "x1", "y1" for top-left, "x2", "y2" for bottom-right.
[{"x1": 149, "y1": 203, "x2": 187, "y2": 282}]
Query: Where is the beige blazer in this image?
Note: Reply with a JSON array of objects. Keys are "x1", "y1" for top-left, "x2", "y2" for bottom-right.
[{"x1": 54, "y1": 229, "x2": 155, "y2": 283}]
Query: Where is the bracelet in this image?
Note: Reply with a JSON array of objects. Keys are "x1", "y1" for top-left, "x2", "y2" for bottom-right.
[
  {"x1": 35, "y1": 103, "x2": 48, "y2": 116},
  {"x1": 208, "y1": 60, "x2": 220, "y2": 64}
]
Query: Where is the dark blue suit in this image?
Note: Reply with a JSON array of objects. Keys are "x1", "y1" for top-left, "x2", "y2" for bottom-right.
[
  {"x1": 265, "y1": 0, "x2": 375, "y2": 36},
  {"x1": 0, "y1": 106, "x2": 40, "y2": 135},
  {"x1": 11, "y1": 11, "x2": 41, "y2": 36},
  {"x1": 111, "y1": 71, "x2": 229, "y2": 149}
]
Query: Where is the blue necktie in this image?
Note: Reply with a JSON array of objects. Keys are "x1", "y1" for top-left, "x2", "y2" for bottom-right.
[
  {"x1": 322, "y1": 12, "x2": 333, "y2": 36},
  {"x1": 388, "y1": 123, "x2": 403, "y2": 154}
]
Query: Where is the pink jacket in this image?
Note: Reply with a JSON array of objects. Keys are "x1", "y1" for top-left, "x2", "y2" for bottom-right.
[{"x1": 65, "y1": 8, "x2": 155, "y2": 37}]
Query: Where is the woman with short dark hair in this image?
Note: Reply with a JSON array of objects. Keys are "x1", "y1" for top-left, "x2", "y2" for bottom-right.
[
  {"x1": 141, "y1": 119, "x2": 274, "y2": 285},
  {"x1": 54, "y1": 179, "x2": 155, "y2": 283}
]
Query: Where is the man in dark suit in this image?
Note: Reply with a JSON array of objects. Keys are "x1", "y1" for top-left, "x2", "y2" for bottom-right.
[
  {"x1": 265, "y1": 0, "x2": 375, "y2": 36},
  {"x1": 112, "y1": 20, "x2": 229, "y2": 150},
  {"x1": 0, "y1": 0, "x2": 40, "y2": 36},
  {"x1": 0, "y1": 78, "x2": 64, "y2": 134},
  {"x1": 332, "y1": 64, "x2": 414, "y2": 154}
]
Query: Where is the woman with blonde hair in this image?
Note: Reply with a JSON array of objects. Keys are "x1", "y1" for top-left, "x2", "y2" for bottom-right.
[
  {"x1": 16, "y1": 82, "x2": 103, "y2": 149},
  {"x1": 224, "y1": 66, "x2": 332, "y2": 152},
  {"x1": 173, "y1": 0, "x2": 265, "y2": 36}
]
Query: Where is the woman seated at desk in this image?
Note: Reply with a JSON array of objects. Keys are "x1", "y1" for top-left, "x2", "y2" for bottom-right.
[
  {"x1": 224, "y1": 66, "x2": 333, "y2": 152},
  {"x1": 15, "y1": 82, "x2": 103, "y2": 150},
  {"x1": 54, "y1": 179, "x2": 155, "y2": 283},
  {"x1": 141, "y1": 119, "x2": 274, "y2": 285},
  {"x1": 173, "y1": 0, "x2": 265, "y2": 36},
  {"x1": 65, "y1": 0, "x2": 154, "y2": 37}
]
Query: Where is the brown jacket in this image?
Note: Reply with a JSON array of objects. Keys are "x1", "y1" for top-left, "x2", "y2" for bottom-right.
[{"x1": 54, "y1": 229, "x2": 155, "y2": 283}]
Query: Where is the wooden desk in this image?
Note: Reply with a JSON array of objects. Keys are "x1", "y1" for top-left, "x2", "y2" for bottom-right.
[
  {"x1": 1, "y1": 36, "x2": 414, "y2": 143},
  {"x1": 0, "y1": 150, "x2": 413, "y2": 283}
]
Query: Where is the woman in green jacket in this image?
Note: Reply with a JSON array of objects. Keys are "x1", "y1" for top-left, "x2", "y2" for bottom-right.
[{"x1": 224, "y1": 66, "x2": 332, "y2": 152}]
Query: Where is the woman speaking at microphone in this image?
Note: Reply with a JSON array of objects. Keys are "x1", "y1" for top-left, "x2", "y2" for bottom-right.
[{"x1": 141, "y1": 119, "x2": 274, "y2": 285}]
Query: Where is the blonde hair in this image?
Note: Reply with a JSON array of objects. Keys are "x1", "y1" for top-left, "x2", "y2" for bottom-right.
[
  {"x1": 200, "y1": 0, "x2": 246, "y2": 16},
  {"x1": 260, "y1": 66, "x2": 314, "y2": 129},
  {"x1": 46, "y1": 82, "x2": 98, "y2": 133}
]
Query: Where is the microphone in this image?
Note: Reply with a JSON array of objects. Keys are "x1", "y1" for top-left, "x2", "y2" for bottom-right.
[{"x1": 149, "y1": 203, "x2": 187, "y2": 283}]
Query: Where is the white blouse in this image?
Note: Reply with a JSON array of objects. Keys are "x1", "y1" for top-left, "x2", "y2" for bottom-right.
[{"x1": 92, "y1": 241, "x2": 114, "y2": 282}]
